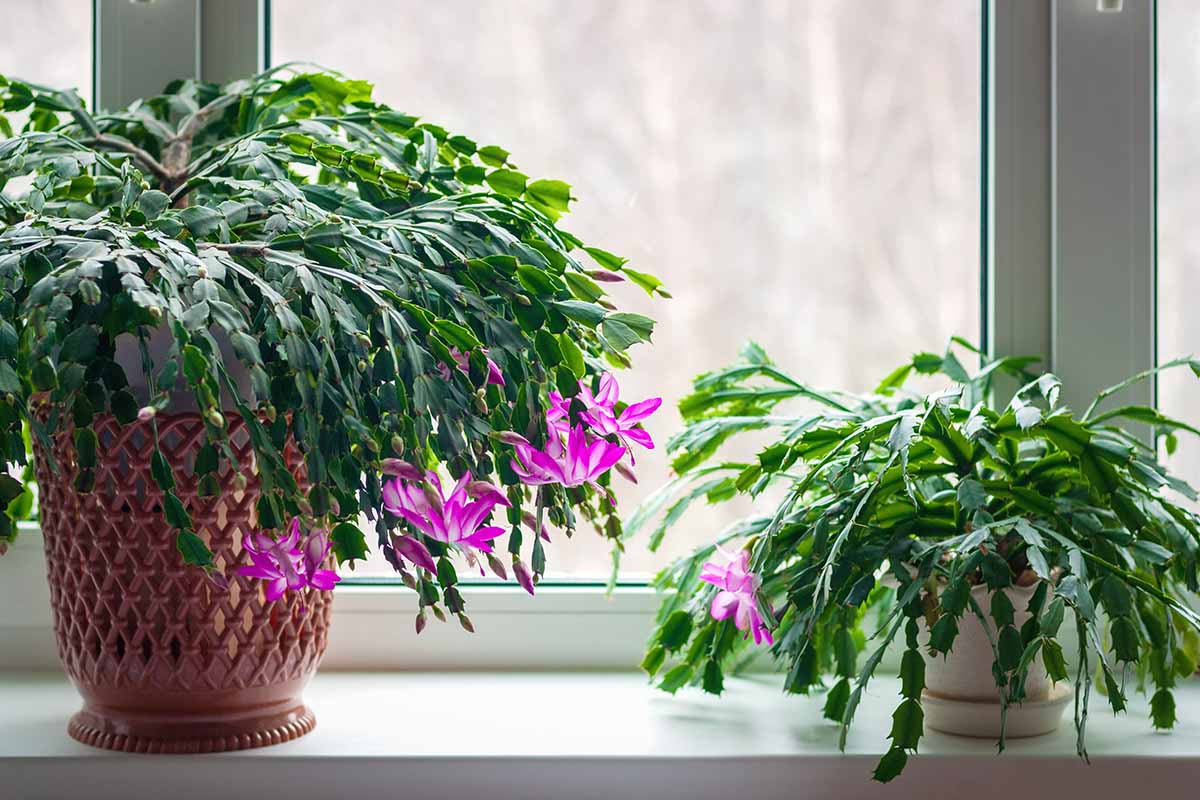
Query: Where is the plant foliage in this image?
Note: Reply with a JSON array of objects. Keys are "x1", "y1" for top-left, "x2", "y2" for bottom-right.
[
  {"x1": 0, "y1": 66, "x2": 660, "y2": 623},
  {"x1": 636, "y1": 339, "x2": 1200, "y2": 780}
]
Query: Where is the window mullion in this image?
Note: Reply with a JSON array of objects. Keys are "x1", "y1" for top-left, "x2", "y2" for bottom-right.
[{"x1": 1052, "y1": 0, "x2": 1156, "y2": 418}]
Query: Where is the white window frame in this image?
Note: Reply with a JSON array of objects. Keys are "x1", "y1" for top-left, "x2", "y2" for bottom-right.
[{"x1": 0, "y1": 0, "x2": 1159, "y2": 670}]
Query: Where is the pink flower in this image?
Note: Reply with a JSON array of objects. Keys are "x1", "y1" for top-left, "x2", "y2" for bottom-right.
[
  {"x1": 300, "y1": 528, "x2": 341, "y2": 591},
  {"x1": 238, "y1": 518, "x2": 341, "y2": 601},
  {"x1": 438, "y1": 347, "x2": 505, "y2": 387},
  {"x1": 700, "y1": 547, "x2": 773, "y2": 646},
  {"x1": 547, "y1": 373, "x2": 660, "y2": 460},
  {"x1": 511, "y1": 424, "x2": 626, "y2": 489},
  {"x1": 382, "y1": 471, "x2": 510, "y2": 558}
]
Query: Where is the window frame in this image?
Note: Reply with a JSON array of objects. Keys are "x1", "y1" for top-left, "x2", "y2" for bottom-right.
[{"x1": 0, "y1": 0, "x2": 1155, "y2": 671}]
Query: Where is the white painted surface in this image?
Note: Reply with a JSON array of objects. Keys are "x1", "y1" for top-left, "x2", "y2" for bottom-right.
[{"x1": 1, "y1": 671, "x2": 1197, "y2": 799}]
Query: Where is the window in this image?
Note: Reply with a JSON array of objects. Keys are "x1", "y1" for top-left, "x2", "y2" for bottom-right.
[
  {"x1": 1158, "y1": 0, "x2": 1200, "y2": 486},
  {"x1": 274, "y1": 0, "x2": 983, "y2": 579},
  {"x1": 0, "y1": 2, "x2": 91, "y2": 102}
]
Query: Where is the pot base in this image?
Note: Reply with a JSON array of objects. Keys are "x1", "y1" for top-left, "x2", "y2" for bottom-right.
[
  {"x1": 923, "y1": 683, "x2": 1072, "y2": 739},
  {"x1": 67, "y1": 703, "x2": 317, "y2": 754}
]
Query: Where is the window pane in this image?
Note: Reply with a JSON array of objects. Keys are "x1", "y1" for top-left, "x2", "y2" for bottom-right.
[
  {"x1": 1159, "y1": 1, "x2": 1200, "y2": 494},
  {"x1": 0, "y1": 1, "x2": 91, "y2": 102},
  {"x1": 275, "y1": 0, "x2": 982, "y2": 579}
]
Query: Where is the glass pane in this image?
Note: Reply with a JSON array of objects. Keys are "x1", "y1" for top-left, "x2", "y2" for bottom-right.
[
  {"x1": 0, "y1": 1, "x2": 91, "y2": 102},
  {"x1": 1159, "y1": 0, "x2": 1200, "y2": 493},
  {"x1": 275, "y1": 0, "x2": 982, "y2": 579}
]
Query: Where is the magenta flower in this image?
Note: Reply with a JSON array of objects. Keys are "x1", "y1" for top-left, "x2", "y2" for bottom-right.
[
  {"x1": 546, "y1": 373, "x2": 660, "y2": 460},
  {"x1": 238, "y1": 518, "x2": 340, "y2": 601},
  {"x1": 700, "y1": 547, "x2": 773, "y2": 646},
  {"x1": 382, "y1": 471, "x2": 510, "y2": 558},
  {"x1": 438, "y1": 347, "x2": 505, "y2": 387},
  {"x1": 511, "y1": 424, "x2": 626, "y2": 488},
  {"x1": 300, "y1": 528, "x2": 342, "y2": 591}
]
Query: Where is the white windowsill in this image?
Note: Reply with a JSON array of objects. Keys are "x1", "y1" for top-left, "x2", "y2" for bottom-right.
[{"x1": 3, "y1": 671, "x2": 1198, "y2": 800}]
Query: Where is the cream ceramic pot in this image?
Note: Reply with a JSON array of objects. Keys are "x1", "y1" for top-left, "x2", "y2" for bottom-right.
[{"x1": 922, "y1": 582, "x2": 1050, "y2": 702}]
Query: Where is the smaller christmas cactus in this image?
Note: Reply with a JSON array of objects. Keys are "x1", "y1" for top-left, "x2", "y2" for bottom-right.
[
  {"x1": 0, "y1": 66, "x2": 663, "y2": 630},
  {"x1": 633, "y1": 339, "x2": 1200, "y2": 782}
]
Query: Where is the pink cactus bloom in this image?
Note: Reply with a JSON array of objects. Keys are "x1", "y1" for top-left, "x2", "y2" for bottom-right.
[
  {"x1": 438, "y1": 347, "x2": 506, "y2": 387},
  {"x1": 700, "y1": 547, "x2": 774, "y2": 646},
  {"x1": 300, "y1": 528, "x2": 342, "y2": 591},
  {"x1": 511, "y1": 424, "x2": 626, "y2": 489},
  {"x1": 238, "y1": 518, "x2": 340, "y2": 601},
  {"x1": 546, "y1": 373, "x2": 660, "y2": 460},
  {"x1": 382, "y1": 471, "x2": 510, "y2": 557}
]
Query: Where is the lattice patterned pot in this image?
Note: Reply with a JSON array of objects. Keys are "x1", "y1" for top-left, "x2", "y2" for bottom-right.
[{"x1": 35, "y1": 412, "x2": 332, "y2": 753}]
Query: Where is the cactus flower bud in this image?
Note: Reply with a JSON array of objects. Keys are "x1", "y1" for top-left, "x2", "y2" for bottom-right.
[
  {"x1": 233, "y1": 472, "x2": 248, "y2": 492},
  {"x1": 513, "y1": 558, "x2": 535, "y2": 596},
  {"x1": 137, "y1": 406, "x2": 157, "y2": 423},
  {"x1": 614, "y1": 461, "x2": 638, "y2": 484},
  {"x1": 485, "y1": 552, "x2": 508, "y2": 581},
  {"x1": 415, "y1": 609, "x2": 428, "y2": 635},
  {"x1": 380, "y1": 458, "x2": 424, "y2": 480},
  {"x1": 148, "y1": 306, "x2": 163, "y2": 322},
  {"x1": 586, "y1": 269, "x2": 625, "y2": 283},
  {"x1": 390, "y1": 434, "x2": 405, "y2": 456},
  {"x1": 494, "y1": 431, "x2": 530, "y2": 447},
  {"x1": 196, "y1": 265, "x2": 208, "y2": 278},
  {"x1": 458, "y1": 614, "x2": 475, "y2": 633},
  {"x1": 206, "y1": 409, "x2": 225, "y2": 429},
  {"x1": 206, "y1": 569, "x2": 230, "y2": 591},
  {"x1": 431, "y1": 604, "x2": 447, "y2": 623}
]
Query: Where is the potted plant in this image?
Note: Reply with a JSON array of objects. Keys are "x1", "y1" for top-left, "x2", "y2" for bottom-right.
[
  {"x1": 0, "y1": 66, "x2": 662, "y2": 752},
  {"x1": 632, "y1": 340, "x2": 1200, "y2": 782}
]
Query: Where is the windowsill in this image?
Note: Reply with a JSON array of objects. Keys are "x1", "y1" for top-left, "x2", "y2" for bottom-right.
[{"x1": 3, "y1": 671, "x2": 1198, "y2": 799}]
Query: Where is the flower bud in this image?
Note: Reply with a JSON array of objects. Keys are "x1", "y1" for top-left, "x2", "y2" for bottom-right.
[
  {"x1": 328, "y1": 497, "x2": 341, "y2": 516},
  {"x1": 148, "y1": 306, "x2": 163, "y2": 322},
  {"x1": 206, "y1": 569, "x2": 230, "y2": 591},
  {"x1": 365, "y1": 437, "x2": 380, "y2": 454},
  {"x1": 513, "y1": 558, "x2": 535, "y2": 596},
  {"x1": 458, "y1": 614, "x2": 475, "y2": 633},
  {"x1": 380, "y1": 459, "x2": 424, "y2": 480},
  {"x1": 586, "y1": 269, "x2": 625, "y2": 283},
  {"x1": 515, "y1": 294, "x2": 531, "y2": 306},
  {"x1": 474, "y1": 391, "x2": 488, "y2": 414},
  {"x1": 263, "y1": 404, "x2": 277, "y2": 423},
  {"x1": 522, "y1": 511, "x2": 551, "y2": 542},
  {"x1": 196, "y1": 265, "x2": 208, "y2": 279},
  {"x1": 297, "y1": 497, "x2": 313, "y2": 516},
  {"x1": 493, "y1": 431, "x2": 530, "y2": 447},
  {"x1": 614, "y1": 461, "x2": 638, "y2": 484},
  {"x1": 390, "y1": 434, "x2": 405, "y2": 456},
  {"x1": 23, "y1": 211, "x2": 35, "y2": 221},
  {"x1": 233, "y1": 472, "x2": 248, "y2": 492},
  {"x1": 137, "y1": 406, "x2": 157, "y2": 423},
  {"x1": 474, "y1": 550, "x2": 504, "y2": 579},
  {"x1": 401, "y1": 570, "x2": 417, "y2": 590},
  {"x1": 415, "y1": 609, "x2": 428, "y2": 635},
  {"x1": 431, "y1": 604, "x2": 447, "y2": 623},
  {"x1": 139, "y1": 180, "x2": 150, "y2": 191},
  {"x1": 206, "y1": 409, "x2": 225, "y2": 429},
  {"x1": 0, "y1": 541, "x2": 8, "y2": 556},
  {"x1": 598, "y1": 299, "x2": 617, "y2": 311}
]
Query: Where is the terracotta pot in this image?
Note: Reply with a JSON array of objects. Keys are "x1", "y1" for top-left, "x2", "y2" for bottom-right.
[
  {"x1": 921, "y1": 583, "x2": 1068, "y2": 738},
  {"x1": 35, "y1": 412, "x2": 332, "y2": 753}
]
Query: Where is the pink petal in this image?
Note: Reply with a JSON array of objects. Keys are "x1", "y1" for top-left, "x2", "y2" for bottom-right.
[
  {"x1": 307, "y1": 569, "x2": 342, "y2": 591},
  {"x1": 620, "y1": 427, "x2": 656, "y2": 451},
  {"x1": 619, "y1": 397, "x2": 662, "y2": 425},
  {"x1": 595, "y1": 373, "x2": 619, "y2": 407},
  {"x1": 264, "y1": 578, "x2": 289, "y2": 602},
  {"x1": 710, "y1": 591, "x2": 740, "y2": 621}
]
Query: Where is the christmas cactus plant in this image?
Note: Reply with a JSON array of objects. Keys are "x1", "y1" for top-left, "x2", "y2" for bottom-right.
[
  {"x1": 633, "y1": 339, "x2": 1200, "y2": 781},
  {"x1": 0, "y1": 66, "x2": 662, "y2": 628}
]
